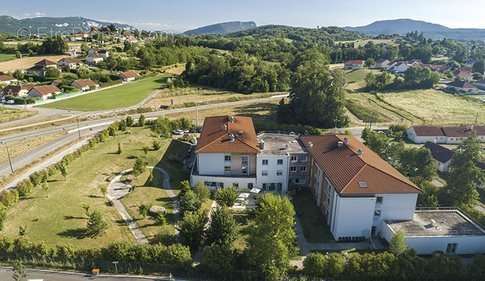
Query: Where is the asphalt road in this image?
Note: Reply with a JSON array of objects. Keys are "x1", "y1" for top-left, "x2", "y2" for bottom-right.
[{"x1": 0, "y1": 268, "x2": 174, "y2": 281}]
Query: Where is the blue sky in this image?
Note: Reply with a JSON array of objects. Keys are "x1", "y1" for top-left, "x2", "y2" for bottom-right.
[{"x1": 2, "y1": 0, "x2": 485, "y2": 32}]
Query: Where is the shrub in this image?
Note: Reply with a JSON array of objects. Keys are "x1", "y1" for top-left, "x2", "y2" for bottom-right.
[
  {"x1": 215, "y1": 187, "x2": 238, "y2": 207},
  {"x1": 16, "y1": 180, "x2": 34, "y2": 197},
  {"x1": 0, "y1": 190, "x2": 19, "y2": 207},
  {"x1": 86, "y1": 210, "x2": 108, "y2": 237},
  {"x1": 194, "y1": 182, "x2": 210, "y2": 201}
]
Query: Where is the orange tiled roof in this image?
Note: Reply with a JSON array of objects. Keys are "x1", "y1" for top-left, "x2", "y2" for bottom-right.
[
  {"x1": 196, "y1": 116, "x2": 259, "y2": 154},
  {"x1": 301, "y1": 134, "x2": 420, "y2": 196}
]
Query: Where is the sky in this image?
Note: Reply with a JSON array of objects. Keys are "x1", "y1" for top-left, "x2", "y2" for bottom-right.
[{"x1": 1, "y1": 0, "x2": 485, "y2": 32}]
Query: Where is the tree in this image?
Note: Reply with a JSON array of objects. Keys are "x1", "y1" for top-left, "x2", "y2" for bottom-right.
[
  {"x1": 246, "y1": 193, "x2": 296, "y2": 281},
  {"x1": 152, "y1": 141, "x2": 161, "y2": 151},
  {"x1": 138, "y1": 114, "x2": 146, "y2": 127},
  {"x1": 132, "y1": 158, "x2": 146, "y2": 177},
  {"x1": 215, "y1": 187, "x2": 238, "y2": 207},
  {"x1": 138, "y1": 204, "x2": 150, "y2": 218},
  {"x1": 206, "y1": 207, "x2": 238, "y2": 246},
  {"x1": 12, "y1": 261, "x2": 27, "y2": 281},
  {"x1": 444, "y1": 137, "x2": 484, "y2": 208},
  {"x1": 390, "y1": 231, "x2": 408, "y2": 255},
  {"x1": 142, "y1": 146, "x2": 149, "y2": 155},
  {"x1": 126, "y1": 116, "x2": 134, "y2": 127},
  {"x1": 194, "y1": 182, "x2": 210, "y2": 201},
  {"x1": 58, "y1": 163, "x2": 68, "y2": 180},
  {"x1": 45, "y1": 68, "x2": 61, "y2": 79},
  {"x1": 99, "y1": 185, "x2": 107, "y2": 198},
  {"x1": 399, "y1": 147, "x2": 436, "y2": 182},
  {"x1": 279, "y1": 61, "x2": 349, "y2": 128},
  {"x1": 86, "y1": 210, "x2": 108, "y2": 237},
  {"x1": 303, "y1": 253, "x2": 345, "y2": 279},
  {"x1": 180, "y1": 190, "x2": 201, "y2": 215},
  {"x1": 38, "y1": 36, "x2": 68, "y2": 55},
  {"x1": 200, "y1": 244, "x2": 235, "y2": 279},
  {"x1": 177, "y1": 210, "x2": 207, "y2": 251},
  {"x1": 365, "y1": 58, "x2": 375, "y2": 67},
  {"x1": 0, "y1": 203, "x2": 6, "y2": 231},
  {"x1": 117, "y1": 143, "x2": 122, "y2": 154}
]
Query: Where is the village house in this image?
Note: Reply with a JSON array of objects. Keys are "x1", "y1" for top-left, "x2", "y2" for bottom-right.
[
  {"x1": 407, "y1": 125, "x2": 485, "y2": 144},
  {"x1": 0, "y1": 73, "x2": 17, "y2": 86},
  {"x1": 57, "y1": 57, "x2": 83, "y2": 71},
  {"x1": 26, "y1": 59, "x2": 58, "y2": 77},
  {"x1": 424, "y1": 142, "x2": 454, "y2": 172},
  {"x1": 27, "y1": 85, "x2": 61, "y2": 101},
  {"x1": 344, "y1": 60, "x2": 365, "y2": 70},
  {"x1": 0, "y1": 84, "x2": 33, "y2": 99},
  {"x1": 374, "y1": 59, "x2": 390, "y2": 69},
  {"x1": 455, "y1": 67, "x2": 474, "y2": 81},
  {"x1": 72, "y1": 79, "x2": 99, "y2": 92},
  {"x1": 446, "y1": 80, "x2": 482, "y2": 94},
  {"x1": 86, "y1": 49, "x2": 108, "y2": 65},
  {"x1": 120, "y1": 70, "x2": 140, "y2": 82}
]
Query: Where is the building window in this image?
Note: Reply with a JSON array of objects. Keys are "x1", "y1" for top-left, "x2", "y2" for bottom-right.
[
  {"x1": 262, "y1": 183, "x2": 267, "y2": 190},
  {"x1": 299, "y1": 155, "x2": 308, "y2": 162},
  {"x1": 262, "y1": 159, "x2": 269, "y2": 165},
  {"x1": 262, "y1": 170, "x2": 268, "y2": 176},
  {"x1": 233, "y1": 183, "x2": 239, "y2": 189},
  {"x1": 224, "y1": 155, "x2": 231, "y2": 162},
  {"x1": 300, "y1": 166, "x2": 307, "y2": 172},
  {"x1": 224, "y1": 166, "x2": 231, "y2": 172},
  {"x1": 446, "y1": 243, "x2": 458, "y2": 254},
  {"x1": 241, "y1": 156, "x2": 249, "y2": 174},
  {"x1": 374, "y1": 210, "x2": 382, "y2": 217},
  {"x1": 277, "y1": 170, "x2": 283, "y2": 176},
  {"x1": 290, "y1": 167, "x2": 297, "y2": 172},
  {"x1": 277, "y1": 183, "x2": 283, "y2": 192},
  {"x1": 248, "y1": 183, "x2": 254, "y2": 189},
  {"x1": 376, "y1": 196, "x2": 383, "y2": 204},
  {"x1": 277, "y1": 159, "x2": 283, "y2": 165},
  {"x1": 290, "y1": 156, "x2": 297, "y2": 162}
]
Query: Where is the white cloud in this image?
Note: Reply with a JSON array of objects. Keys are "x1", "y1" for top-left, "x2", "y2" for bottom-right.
[{"x1": 23, "y1": 11, "x2": 46, "y2": 18}]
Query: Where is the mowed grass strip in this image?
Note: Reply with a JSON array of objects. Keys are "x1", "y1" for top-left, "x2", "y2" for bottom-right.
[
  {"x1": 0, "y1": 107, "x2": 36, "y2": 123},
  {"x1": 40, "y1": 75, "x2": 166, "y2": 111},
  {"x1": 0, "y1": 53, "x2": 16, "y2": 62},
  {"x1": 2, "y1": 127, "x2": 177, "y2": 248}
]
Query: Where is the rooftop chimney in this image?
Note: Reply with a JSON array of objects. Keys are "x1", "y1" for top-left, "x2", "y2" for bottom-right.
[
  {"x1": 308, "y1": 141, "x2": 314, "y2": 148},
  {"x1": 260, "y1": 140, "x2": 265, "y2": 149},
  {"x1": 337, "y1": 141, "x2": 344, "y2": 148},
  {"x1": 356, "y1": 149, "x2": 363, "y2": 156},
  {"x1": 229, "y1": 133, "x2": 236, "y2": 143}
]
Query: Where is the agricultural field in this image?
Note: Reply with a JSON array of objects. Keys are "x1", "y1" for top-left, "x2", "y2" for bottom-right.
[
  {"x1": 0, "y1": 133, "x2": 63, "y2": 165},
  {"x1": 0, "y1": 53, "x2": 16, "y2": 62},
  {"x1": 39, "y1": 75, "x2": 167, "y2": 111},
  {"x1": 346, "y1": 89, "x2": 485, "y2": 125},
  {"x1": 0, "y1": 107, "x2": 36, "y2": 123},
  {"x1": 2, "y1": 127, "x2": 187, "y2": 248},
  {"x1": 0, "y1": 55, "x2": 67, "y2": 73},
  {"x1": 344, "y1": 68, "x2": 382, "y2": 91},
  {"x1": 336, "y1": 38, "x2": 397, "y2": 48},
  {"x1": 144, "y1": 86, "x2": 277, "y2": 109}
]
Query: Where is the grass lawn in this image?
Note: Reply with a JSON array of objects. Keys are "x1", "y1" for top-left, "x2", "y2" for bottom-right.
[
  {"x1": 39, "y1": 75, "x2": 167, "y2": 111},
  {"x1": 292, "y1": 190, "x2": 334, "y2": 243},
  {"x1": 344, "y1": 69, "x2": 382, "y2": 91},
  {"x1": 0, "y1": 107, "x2": 36, "y2": 123},
  {"x1": 0, "y1": 53, "x2": 16, "y2": 62},
  {"x1": 2, "y1": 127, "x2": 189, "y2": 248}
]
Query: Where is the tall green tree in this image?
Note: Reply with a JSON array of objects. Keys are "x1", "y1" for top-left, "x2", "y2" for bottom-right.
[
  {"x1": 12, "y1": 261, "x2": 27, "y2": 281},
  {"x1": 206, "y1": 207, "x2": 238, "y2": 246},
  {"x1": 178, "y1": 210, "x2": 207, "y2": 252},
  {"x1": 246, "y1": 194, "x2": 296, "y2": 281},
  {"x1": 279, "y1": 61, "x2": 349, "y2": 128},
  {"x1": 445, "y1": 137, "x2": 484, "y2": 208}
]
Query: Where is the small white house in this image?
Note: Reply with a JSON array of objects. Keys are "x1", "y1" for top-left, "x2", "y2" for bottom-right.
[
  {"x1": 0, "y1": 74, "x2": 17, "y2": 86},
  {"x1": 72, "y1": 79, "x2": 99, "y2": 92},
  {"x1": 344, "y1": 60, "x2": 365, "y2": 70},
  {"x1": 424, "y1": 142, "x2": 454, "y2": 173},
  {"x1": 120, "y1": 70, "x2": 140, "y2": 82},
  {"x1": 406, "y1": 126, "x2": 447, "y2": 144},
  {"x1": 28, "y1": 85, "x2": 61, "y2": 101}
]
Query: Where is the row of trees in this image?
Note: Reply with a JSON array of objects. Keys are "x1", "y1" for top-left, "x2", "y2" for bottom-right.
[{"x1": 366, "y1": 66, "x2": 440, "y2": 91}]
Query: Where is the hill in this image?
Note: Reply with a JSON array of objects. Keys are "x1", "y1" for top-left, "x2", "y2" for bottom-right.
[
  {"x1": 346, "y1": 18, "x2": 485, "y2": 41},
  {"x1": 184, "y1": 21, "x2": 257, "y2": 35},
  {"x1": 0, "y1": 15, "x2": 133, "y2": 35}
]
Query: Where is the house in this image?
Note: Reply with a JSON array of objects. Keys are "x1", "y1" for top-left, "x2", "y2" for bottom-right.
[
  {"x1": 0, "y1": 84, "x2": 33, "y2": 98},
  {"x1": 374, "y1": 59, "x2": 390, "y2": 69},
  {"x1": 344, "y1": 60, "x2": 365, "y2": 70},
  {"x1": 27, "y1": 85, "x2": 61, "y2": 101},
  {"x1": 98, "y1": 49, "x2": 110, "y2": 59},
  {"x1": 72, "y1": 79, "x2": 99, "y2": 92},
  {"x1": 424, "y1": 142, "x2": 454, "y2": 172},
  {"x1": 0, "y1": 74, "x2": 17, "y2": 85},
  {"x1": 301, "y1": 134, "x2": 421, "y2": 241},
  {"x1": 119, "y1": 70, "x2": 140, "y2": 82},
  {"x1": 406, "y1": 126, "x2": 447, "y2": 144},
  {"x1": 455, "y1": 68, "x2": 473, "y2": 81},
  {"x1": 301, "y1": 134, "x2": 485, "y2": 254},
  {"x1": 86, "y1": 49, "x2": 106, "y2": 65},
  {"x1": 57, "y1": 58, "x2": 83, "y2": 71},
  {"x1": 407, "y1": 125, "x2": 485, "y2": 144},
  {"x1": 446, "y1": 80, "x2": 481, "y2": 94},
  {"x1": 26, "y1": 59, "x2": 57, "y2": 77},
  {"x1": 190, "y1": 116, "x2": 309, "y2": 193},
  {"x1": 388, "y1": 61, "x2": 410, "y2": 74}
]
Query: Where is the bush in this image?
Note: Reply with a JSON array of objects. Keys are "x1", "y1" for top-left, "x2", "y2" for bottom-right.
[
  {"x1": 16, "y1": 180, "x2": 34, "y2": 197},
  {"x1": 180, "y1": 190, "x2": 201, "y2": 215},
  {"x1": 215, "y1": 187, "x2": 238, "y2": 207},
  {"x1": 194, "y1": 182, "x2": 210, "y2": 201},
  {"x1": 0, "y1": 190, "x2": 19, "y2": 207},
  {"x1": 86, "y1": 210, "x2": 108, "y2": 237}
]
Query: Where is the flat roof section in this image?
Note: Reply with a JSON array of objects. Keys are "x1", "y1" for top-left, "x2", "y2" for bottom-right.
[
  {"x1": 257, "y1": 133, "x2": 306, "y2": 155},
  {"x1": 386, "y1": 210, "x2": 485, "y2": 237}
]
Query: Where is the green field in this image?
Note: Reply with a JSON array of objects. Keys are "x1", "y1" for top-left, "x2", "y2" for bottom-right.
[
  {"x1": 347, "y1": 89, "x2": 485, "y2": 125},
  {"x1": 0, "y1": 53, "x2": 16, "y2": 62},
  {"x1": 2, "y1": 127, "x2": 187, "y2": 248},
  {"x1": 39, "y1": 75, "x2": 166, "y2": 111},
  {"x1": 0, "y1": 107, "x2": 36, "y2": 123}
]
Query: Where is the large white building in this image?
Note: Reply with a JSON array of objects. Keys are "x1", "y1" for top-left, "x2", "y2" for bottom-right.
[
  {"x1": 190, "y1": 116, "x2": 308, "y2": 193},
  {"x1": 301, "y1": 135, "x2": 421, "y2": 241}
]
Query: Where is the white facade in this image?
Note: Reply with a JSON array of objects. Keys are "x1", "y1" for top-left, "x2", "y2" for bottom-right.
[
  {"x1": 381, "y1": 221, "x2": 485, "y2": 255},
  {"x1": 406, "y1": 127, "x2": 447, "y2": 144},
  {"x1": 256, "y1": 154, "x2": 289, "y2": 194},
  {"x1": 437, "y1": 160, "x2": 451, "y2": 173}
]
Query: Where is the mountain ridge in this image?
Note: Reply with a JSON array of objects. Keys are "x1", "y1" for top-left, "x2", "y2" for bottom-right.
[
  {"x1": 184, "y1": 21, "x2": 257, "y2": 35},
  {"x1": 345, "y1": 18, "x2": 485, "y2": 40}
]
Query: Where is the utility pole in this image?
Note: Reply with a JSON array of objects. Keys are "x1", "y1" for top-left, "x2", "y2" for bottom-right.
[
  {"x1": 196, "y1": 105, "x2": 199, "y2": 128},
  {"x1": 76, "y1": 116, "x2": 81, "y2": 141},
  {"x1": 2, "y1": 142, "x2": 14, "y2": 174}
]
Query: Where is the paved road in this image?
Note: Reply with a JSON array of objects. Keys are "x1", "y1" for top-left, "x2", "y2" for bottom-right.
[{"x1": 0, "y1": 267, "x2": 175, "y2": 281}]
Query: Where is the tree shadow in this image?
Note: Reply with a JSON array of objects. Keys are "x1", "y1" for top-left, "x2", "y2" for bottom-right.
[
  {"x1": 64, "y1": 215, "x2": 87, "y2": 220},
  {"x1": 58, "y1": 228, "x2": 89, "y2": 239}
]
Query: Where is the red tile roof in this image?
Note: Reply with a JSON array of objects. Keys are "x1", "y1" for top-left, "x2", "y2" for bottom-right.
[
  {"x1": 345, "y1": 60, "x2": 365, "y2": 65},
  {"x1": 120, "y1": 70, "x2": 139, "y2": 80},
  {"x1": 411, "y1": 126, "x2": 445, "y2": 137},
  {"x1": 72, "y1": 79, "x2": 97, "y2": 88},
  {"x1": 301, "y1": 135, "x2": 420, "y2": 196},
  {"x1": 196, "y1": 116, "x2": 259, "y2": 154},
  {"x1": 0, "y1": 74, "x2": 15, "y2": 82},
  {"x1": 29, "y1": 85, "x2": 61, "y2": 96}
]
